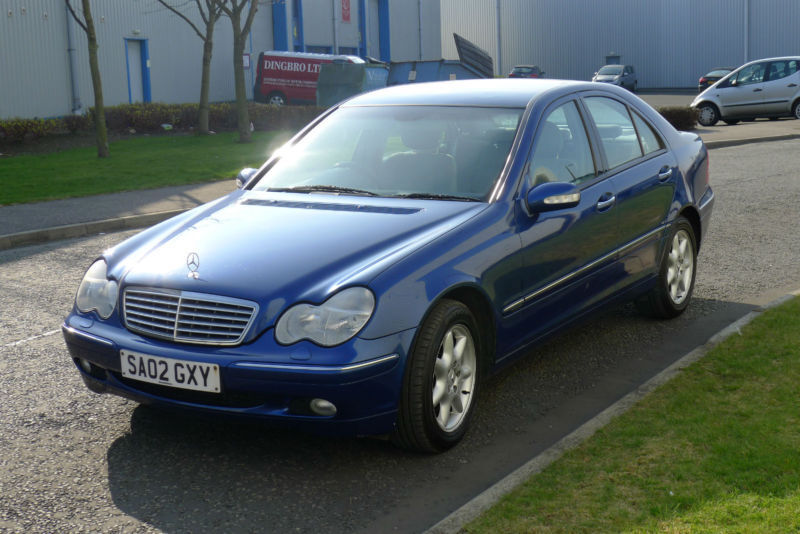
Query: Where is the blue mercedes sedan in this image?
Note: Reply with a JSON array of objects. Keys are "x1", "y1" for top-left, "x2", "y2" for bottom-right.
[{"x1": 63, "y1": 79, "x2": 714, "y2": 452}]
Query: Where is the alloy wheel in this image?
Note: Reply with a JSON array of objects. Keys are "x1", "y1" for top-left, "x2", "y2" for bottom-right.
[
  {"x1": 431, "y1": 324, "x2": 476, "y2": 432},
  {"x1": 666, "y1": 229, "x2": 694, "y2": 305}
]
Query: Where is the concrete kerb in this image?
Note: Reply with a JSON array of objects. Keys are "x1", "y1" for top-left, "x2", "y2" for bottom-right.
[
  {"x1": 0, "y1": 209, "x2": 184, "y2": 252},
  {"x1": 704, "y1": 133, "x2": 800, "y2": 149},
  {"x1": 425, "y1": 288, "x2": 800, "y2": 534}
]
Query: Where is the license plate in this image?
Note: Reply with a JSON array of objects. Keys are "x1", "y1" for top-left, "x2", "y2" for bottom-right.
[{"x1": 120, "y1": 350, "x2": 221, "y2": 393}]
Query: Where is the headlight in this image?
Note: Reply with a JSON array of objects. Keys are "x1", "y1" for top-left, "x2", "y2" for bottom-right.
[
  {"x1": 75, "y1": 260, "x2": 119, "y2": 319},
  {"x1": 275, "y1": 287, "x2": 375, "y2": 347}
]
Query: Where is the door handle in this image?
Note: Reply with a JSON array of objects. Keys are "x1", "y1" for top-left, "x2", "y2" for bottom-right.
[
  {"x1": 753, "y1": 88, "x2": 763, "y2": 92},
  {"x1": 596, "y1": 194, "x2": 616, "y2": 211},
  {"x1": 658, "y1": 167, "x2": 673, "y2": 181}
]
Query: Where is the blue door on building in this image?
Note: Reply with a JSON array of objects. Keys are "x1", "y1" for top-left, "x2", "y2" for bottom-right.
[{"x1": 125, "y1": 38, "x2": 151, "y2": 104}]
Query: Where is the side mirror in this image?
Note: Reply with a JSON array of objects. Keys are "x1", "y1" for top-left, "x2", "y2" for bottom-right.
[
  {"x1": 526, "y1": 181, "x2": 581, "y2": 214},
  {"x1": 236, "y1": 167, "x2": 258, "y2": 189}
]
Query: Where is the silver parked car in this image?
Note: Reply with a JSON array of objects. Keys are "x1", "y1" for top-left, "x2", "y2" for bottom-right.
[
  {"x1": 592, "y1": 65, "x2": 637, "y2": 91},
  {"x1": 692, "y1": 56, "x2": 800, "y2": 126}
]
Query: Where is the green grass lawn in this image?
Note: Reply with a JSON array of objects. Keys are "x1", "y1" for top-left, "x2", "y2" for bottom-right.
[
  {"x1": 467, "y1": 296, "x2": 800, "y2": 533},
  {"x1": 0, "y1": 132, "x2": 284, "y2": 205}
]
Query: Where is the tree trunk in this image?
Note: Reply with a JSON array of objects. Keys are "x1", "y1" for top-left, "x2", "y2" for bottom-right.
[
  {"x1": 230, "y1": 17, "x2": 251, "y2": 143},
  {"x1": 81, "y1": 0, "x2": 109, "y2": 157},
  {"x1": 198, "y1": 27, "x2": 215, "y2": 134}
]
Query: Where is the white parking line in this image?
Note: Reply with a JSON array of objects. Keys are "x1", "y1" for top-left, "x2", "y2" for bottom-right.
[{"x1": 2, "y1": 329, "x2": 60, "y2": 349}]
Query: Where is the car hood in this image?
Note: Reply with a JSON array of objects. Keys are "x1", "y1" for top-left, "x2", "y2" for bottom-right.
[
  {"x1": 593, "y1": 75, "x2": 619, "y2": 82},
  {"x1": 111, "y1": 190, "x2": 486, "y2": 327}
]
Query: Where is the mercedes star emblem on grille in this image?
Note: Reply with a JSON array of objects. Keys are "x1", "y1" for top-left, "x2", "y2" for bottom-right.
[{"x1": 187, "y1": 252, "x2": 200, "y2": 279}]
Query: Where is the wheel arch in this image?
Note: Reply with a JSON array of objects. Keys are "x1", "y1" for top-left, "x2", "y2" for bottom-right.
[
  {"x1": 411, "y1": 284, "x2": 497, "y2": 375},
  {"x1": 679, "y1": 205, "x2": 702, "y2": 252},
  {"x1": 695, "y1": 99, "x2": 719, "y2": 111},
  {"x1": 443, "y1": 286, "x2": 497, "y2": 371},
  {"x1": 792, "y1": 96, "x2": 800, "y2": 117}
]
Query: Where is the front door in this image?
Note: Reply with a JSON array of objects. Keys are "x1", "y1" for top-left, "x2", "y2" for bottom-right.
[
  {"x1": 717, "y1": 61, "x2": 767, "y2": 118},
  {"x1": 507, "y1": 99, "x2": 618, "y2": 356}
]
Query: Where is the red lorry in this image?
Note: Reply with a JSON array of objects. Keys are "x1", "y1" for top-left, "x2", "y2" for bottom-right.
[{"x1": 253, "y1": 50, "x2": 364, "y2": 105}]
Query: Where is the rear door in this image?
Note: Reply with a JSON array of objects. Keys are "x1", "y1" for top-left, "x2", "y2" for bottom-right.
[
  {"x1": 582, "y1": 96, "x2": 676, "y2": 291},
  {"x1": 760, "y1": 59, "x2": 800, "y2": 115}
]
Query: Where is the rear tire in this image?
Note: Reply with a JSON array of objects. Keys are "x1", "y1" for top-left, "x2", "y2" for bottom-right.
[
  {"x1": 391, "y1": 299, "x2": 481, "y2": 453},
  {"x1": 637, "y1": 217, "x2": 697, "y2": 319},
  {"x1": 267, "y1": 92, "x2": 287, "y2": 106},
  {"x1": 793, "y1": 100, "x2": 800, "y2": 120},
  {"x1": 697, "y1": 103, "x2": 719, "y2": 126}
]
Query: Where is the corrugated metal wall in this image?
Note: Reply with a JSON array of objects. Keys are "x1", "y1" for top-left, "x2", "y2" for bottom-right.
[
  {"x1": 1, "y1": 0, "x2": 440, "y2": 119},
  {"x1": 441, "y1": 0, "x2": 800, "y2": 88},
  {"x1": 389, "y1": 0, "x2": 442, "y2": 61},
  {"x1": 1, "y1": 0, "x2": 274, "y2": 119},
  {"x1": 1, "y1": 1, "x2": 72, "y2": 119}
]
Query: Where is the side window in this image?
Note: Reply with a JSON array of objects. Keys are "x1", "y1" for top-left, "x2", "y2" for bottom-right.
[
  {"x1": 528, "y1": 101, "x2": 596, "y2": 187},
  {"x1": 766, "y1": 60, "x2": 798, "y2": 81},
  {"x1": 734, "y1": 63, "x2": 766, "y2": 85},
  {"x1": 631, "y1": 112, "x2": 664, "y2": 155},
  {"x1": 767, "y1": 62, "x2": 785, "y2": 81},
  {"x1": 584, "y1": 97, "x2": 643, "y2": 170}
]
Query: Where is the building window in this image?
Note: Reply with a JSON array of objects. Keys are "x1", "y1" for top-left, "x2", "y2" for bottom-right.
[{"x1": 338, "y1": 46, "x2": 358, "y2": 56}]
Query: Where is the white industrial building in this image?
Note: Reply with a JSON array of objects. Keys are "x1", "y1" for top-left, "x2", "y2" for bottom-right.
[
  {"x1": 0, "y1": 0, "x2": 441, "y2": 119},
  {"x1": 441, "y1": 0, "x2": 800, "y2": 88},
  {"x1": 3, "y1": 0, "x2": 800, "y2": 120}
]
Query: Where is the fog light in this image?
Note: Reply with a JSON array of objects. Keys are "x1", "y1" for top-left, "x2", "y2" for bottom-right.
[
  {"x1": 78, "y1": 358, "x2": 93, "y2": 373},
  {"x1": 309, "y1": 398, "x2": 337, "y2": 416}
]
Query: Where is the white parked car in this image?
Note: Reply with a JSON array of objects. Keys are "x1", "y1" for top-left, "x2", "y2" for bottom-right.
[{"x1": 692, "y1": 56, "x2": 800, "y2": 126}]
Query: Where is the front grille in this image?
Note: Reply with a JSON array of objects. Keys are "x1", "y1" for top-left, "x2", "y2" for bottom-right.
[{"x1": 123, "y1": 287, "x2": 258, "y2": 346}]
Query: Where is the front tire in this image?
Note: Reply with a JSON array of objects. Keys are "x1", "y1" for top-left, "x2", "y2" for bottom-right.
[
  {"x1": 392, "y1": 299, "x2": 481, "y2": 453},
  {"x1": 637, "y1": 217, "x2": 697, "y2": 319},
  {"x1": 793, "y1": 100, "x2": 800, "y2": 120},
  {"x1": 697, "y1": 103, "x2": 719, "y2": 126}
]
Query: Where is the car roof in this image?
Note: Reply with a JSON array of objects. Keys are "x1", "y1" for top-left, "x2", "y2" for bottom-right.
[
  {"x1": 259, "y1": 50, "x2": 365, "y2": 63},
  {"x1": 342, "y1": 78, "x2": 589, "y2": 108},
  {"x1": 738, "y1": 56, "x2": 800, "y2": 67}
]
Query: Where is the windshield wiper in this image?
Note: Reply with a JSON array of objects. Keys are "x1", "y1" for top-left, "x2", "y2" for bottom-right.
[
  {"x1": 266, "y1": 185, "x2": 378, "y2": 196},
  {"x1": 394, "y1": 193, "x2": 481, "y2": 202}
]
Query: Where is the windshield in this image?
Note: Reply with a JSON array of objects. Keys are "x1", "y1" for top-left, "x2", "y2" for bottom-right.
[
  {"x1": 513, "y1": 67, "x2": 535, "y2": 74},
  {"x1": 253, "y1": 105, "x2": 524, "y2": 201},
  {"x1": 598, "y1": 66, "x2": 623, "y2": 75}
]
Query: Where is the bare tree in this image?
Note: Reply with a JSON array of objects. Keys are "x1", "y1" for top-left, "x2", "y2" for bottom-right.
[
  {"x1": 220, "y1": 0, "x2": 259, "y2": 143},
  {"x1": 155, "y1": 0, "x2": 225, "y2": 134},
  {"x1": 65, "y1": 0, "x2": 109, "y2": 157}
]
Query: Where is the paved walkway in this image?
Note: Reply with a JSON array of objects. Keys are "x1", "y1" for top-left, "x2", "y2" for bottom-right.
[{"x1": 1, "y1": 117, "x2": 799, "y2": 251}]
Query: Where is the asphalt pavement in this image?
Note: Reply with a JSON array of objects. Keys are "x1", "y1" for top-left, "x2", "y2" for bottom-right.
[
  {"x1": 2, "y1": 122, "x2": 800, "y2": 532},
  {"x1": 1, "y1": 113, "x2": 799, "y2": 251}
]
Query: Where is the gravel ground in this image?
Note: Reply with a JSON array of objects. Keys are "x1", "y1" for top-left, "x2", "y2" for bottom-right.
[{"x1": 1, "y1": 139, "x2": 798, "y2": 533}]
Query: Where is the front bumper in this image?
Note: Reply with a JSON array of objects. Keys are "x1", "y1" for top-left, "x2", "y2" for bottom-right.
[{"x1": 62, "y1": 313, "x2": 415, "y2": 436}]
